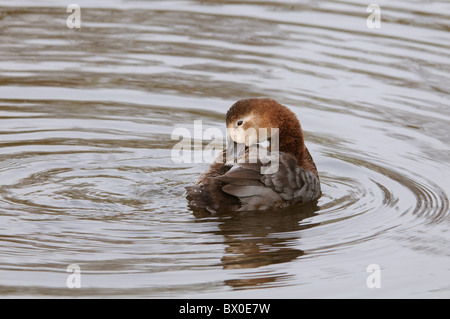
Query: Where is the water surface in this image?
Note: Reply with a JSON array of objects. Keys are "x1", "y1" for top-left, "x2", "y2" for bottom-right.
[{"x1": 0, "y1": 0, "x2": 449, "y2": 298}]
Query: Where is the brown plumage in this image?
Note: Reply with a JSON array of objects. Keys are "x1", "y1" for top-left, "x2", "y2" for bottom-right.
[{"x1": 186, "y1": 98, "x2": 321, "y2": 213}]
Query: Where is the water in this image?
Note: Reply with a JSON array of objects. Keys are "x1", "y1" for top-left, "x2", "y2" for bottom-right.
[{"x1": 0, "y1": 0, "x2": 449, "y2": 298}]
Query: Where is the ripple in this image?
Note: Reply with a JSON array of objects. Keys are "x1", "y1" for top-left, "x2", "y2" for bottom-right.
[
  {"x1": 0, "y1": 0, "x2": 449, "y2": 298},
  {"x1": 295, "y1": 149, "x2": 450, "y2": 257}
]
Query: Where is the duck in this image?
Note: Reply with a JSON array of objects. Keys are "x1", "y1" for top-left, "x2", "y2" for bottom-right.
[{"x1": 186, "y1": 98, "x2": 321, "y2": 213}]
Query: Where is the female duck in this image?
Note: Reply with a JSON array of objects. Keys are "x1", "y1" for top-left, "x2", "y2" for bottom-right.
[{"x1": 186, "y1": 98, "x2": 321, "y2": 212}]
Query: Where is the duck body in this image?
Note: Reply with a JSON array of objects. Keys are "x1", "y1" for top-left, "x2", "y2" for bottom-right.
[{"x1": 186, "y1": 98, "x2": 321, "y2": 213}]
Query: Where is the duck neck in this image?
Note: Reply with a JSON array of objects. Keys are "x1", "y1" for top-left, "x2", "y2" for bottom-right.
[
  {"x1": 277, "y1": 123, "x2": 319, "y2": 178},
  {"x1": 278, "y1": 127, "x2": 305, "y2": 164}
]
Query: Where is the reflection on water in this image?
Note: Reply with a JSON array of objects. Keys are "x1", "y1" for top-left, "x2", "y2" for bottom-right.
[
  {"x1": 190, "y1": 202, "x2": 320, "y2": 290},
  {"x1": 0, "y1": 0, "x2": 449, "y2": 298},
  {"x1": 197, "y1": 202, "x2": 318, "y2": 267}
]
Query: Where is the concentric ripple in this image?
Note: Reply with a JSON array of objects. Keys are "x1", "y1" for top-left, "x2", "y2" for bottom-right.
[{"x1": 0, "y1": 0, "x2": 449, "y2": 298}]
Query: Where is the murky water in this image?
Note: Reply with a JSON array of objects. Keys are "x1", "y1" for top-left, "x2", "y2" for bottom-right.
[{"x1": 0, "y1": 0, "x2": 449, "y2": 298}]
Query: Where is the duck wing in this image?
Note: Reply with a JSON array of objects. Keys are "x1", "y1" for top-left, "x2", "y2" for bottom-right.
[{"x1": 216, "y1": 150, "x2": 321, "y2": 211}]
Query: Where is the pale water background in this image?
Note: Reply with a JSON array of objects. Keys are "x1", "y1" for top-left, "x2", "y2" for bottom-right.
[{"x1": 0, "y1": 0, "x2": 449, "y2": 298}]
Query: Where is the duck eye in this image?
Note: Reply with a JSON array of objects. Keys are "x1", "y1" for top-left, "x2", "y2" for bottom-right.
[{"x1": 237, "y1": 120, "x2": 243, "y2": 126}]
